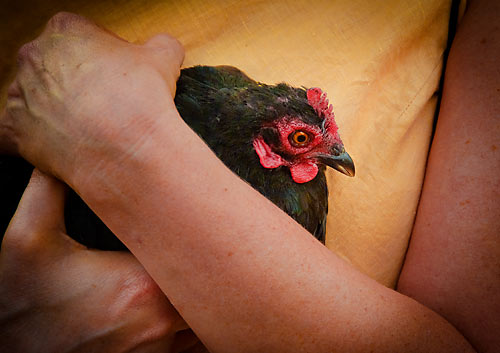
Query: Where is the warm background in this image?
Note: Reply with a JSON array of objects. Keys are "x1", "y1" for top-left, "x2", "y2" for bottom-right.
[{"x1": 0, "y1": 0, "x2": 464, "y2": 287}]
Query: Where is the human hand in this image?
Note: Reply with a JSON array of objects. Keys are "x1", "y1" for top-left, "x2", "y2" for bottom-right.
[
  {"x1": 0, "y1": 169, "x2": 200, "y2": 353},
  {"x1": 1, "y1": 12, "x2": 184, "y2": 187}
]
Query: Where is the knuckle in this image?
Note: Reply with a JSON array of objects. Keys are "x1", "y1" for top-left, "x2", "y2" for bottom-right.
[
  {"x1": 7, "y1": 80, "x2": 22, "y2": 99},
  {"x1": 151, "y1": 316, "x2": 177, "y2": 339},
  {"x1": 149, "y1": 33, "x2": 176, "y2": 47},
  {"x1": 46, "y1": 11, "x2": 91, "y2": 33},
  {"x1": 124, "y1": 270, "x2": 164, "y2": 303},
  {"x1": 147, "y1": 34, "x2": 184, "y2": 57},
  {"x1": 110, "y1": 270, "x2": 175, "y2": 322},
  {"x1": 111, "y1": 269, "x2": 163, "y2": 317},
  {"x1": 16, "y1": 41, "x2": 38, "y2": 65},
  {"x1": 46, "y1": 12, "x2": 87, "y2": 33},
  {"x1": 108, "y1": 268, "x2": 186, "y2": 339},
  {"x1": 2, "y1": 225, "x2": 45, "y2": 259},
  {"x1": 150, "y1": 303, "x2": 187, "y2": 338}
]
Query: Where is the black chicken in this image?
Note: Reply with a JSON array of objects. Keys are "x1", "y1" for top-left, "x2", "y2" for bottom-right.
[{"x1": 0, "y1": 66, "x2": 354, "y2": 249}]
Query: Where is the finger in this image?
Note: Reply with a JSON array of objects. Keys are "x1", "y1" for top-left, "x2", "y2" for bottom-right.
[
  {"x1": 41, "y1": 12, "x2": 126, "y2": 49},
  {"x1": 36, "y1": 13, "x2": 116, "y2": 60},
  {"x1": 171, "y1": 329, "x2": 202, "y2": 352},
  {"x1": 4, "y1": 169, "x2": 69, "y2": 253},
  {"x1": 143, "y1": 33, "x2": 185, "y2": 92},
  {"x1": 42, "y1": 12, "x2": 100, "y2": 37},
  {"x1": 0, "y1": 108, "x2": 19, "y2": 156},
  {"x1": 144, "y1": 33, "x2": 184, "y2": 64},
  {"x1": 16, "y1": 39, "x2": 42, "y2": 69}
]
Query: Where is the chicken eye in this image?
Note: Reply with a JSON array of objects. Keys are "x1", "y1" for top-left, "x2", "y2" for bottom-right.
[{"x1": 290, "y1": 131, "x2": 311, "y2": 147}]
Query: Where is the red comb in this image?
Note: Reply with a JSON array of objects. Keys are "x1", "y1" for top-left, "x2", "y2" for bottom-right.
[
  {"x1": 307, "y1": 88, "x2": 334, "y2": 118},
  {"x1": 307, "y1": 88, "x2": 338, "y2": 135}
]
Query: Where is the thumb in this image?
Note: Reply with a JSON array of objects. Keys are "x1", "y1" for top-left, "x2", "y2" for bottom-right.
[{"x1": 3, "y1": 169, "x2": 82, "y2": 255}]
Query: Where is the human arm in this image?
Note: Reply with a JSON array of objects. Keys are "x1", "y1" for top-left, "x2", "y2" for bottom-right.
[
  {"x1": 397, "y1": 0, "x2": 500, "y2": 352},
  {"x1": 0, "y1": 169, "x2": 200, "y2": 353},
  {"x1": 1, "y1": 12, "x2": 475, "y2": 353}
]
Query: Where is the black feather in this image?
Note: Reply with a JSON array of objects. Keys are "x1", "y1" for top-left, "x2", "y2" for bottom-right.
[{"x1": 0, "y1": 66, "x2": 329, "y2": 249}]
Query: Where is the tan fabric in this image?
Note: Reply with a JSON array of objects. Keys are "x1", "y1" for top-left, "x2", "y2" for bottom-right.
[{"x1": 0, "y1": 0, "x2": 464, "y2": 287}]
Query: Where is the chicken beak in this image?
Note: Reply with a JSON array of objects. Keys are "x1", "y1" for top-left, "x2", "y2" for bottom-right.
[{"x1": 316, "y1": 149, "x2": 355, "y2": 177}]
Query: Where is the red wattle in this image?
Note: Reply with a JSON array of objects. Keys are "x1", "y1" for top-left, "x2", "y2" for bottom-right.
[{"x1": 290, "y1": 162, "x2": 319, "y2": 183}]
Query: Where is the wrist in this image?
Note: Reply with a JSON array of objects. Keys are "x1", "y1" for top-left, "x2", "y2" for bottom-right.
[{"x1": 68, "y1": 107, "x2": 185, "y2": 225}]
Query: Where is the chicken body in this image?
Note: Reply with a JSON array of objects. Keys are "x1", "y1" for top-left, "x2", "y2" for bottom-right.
[{"x1": 0, "y1": 66, "x2": 354, "y2": 249}]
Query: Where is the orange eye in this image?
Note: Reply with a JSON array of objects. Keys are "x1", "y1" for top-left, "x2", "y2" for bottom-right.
[{"x1": 290, "y1": 131, "x2": 310, "y2": 146}]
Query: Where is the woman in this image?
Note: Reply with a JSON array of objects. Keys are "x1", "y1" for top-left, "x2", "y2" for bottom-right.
[{"x1": 0, "y1": 0, "x2": 498, "y2": 351}]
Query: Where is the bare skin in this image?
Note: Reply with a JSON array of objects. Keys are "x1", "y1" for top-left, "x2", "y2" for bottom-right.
[
  {"x1": 397, "y1": 0, "x2": 500, "y2": 352},
  {"x1": 0, "y1": 0, "x2": 497, "y2": 351},
  {"x1": 0, "y1": 169, "x2": 200, "y2": 352},
  {"x1": 0, "y1": 18, "x2": 205, "y2": 353}
]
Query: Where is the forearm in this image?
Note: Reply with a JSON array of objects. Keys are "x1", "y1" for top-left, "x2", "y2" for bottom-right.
[
  {"x1": 72, "y1": 108, "x2": 473, "y2": 352},
  {"x1": 398, "y1": 0, "x2": 500, "y2": 351},
  {"x1": 1, "y1": 11, "x2": 474, "y2": 352}
]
